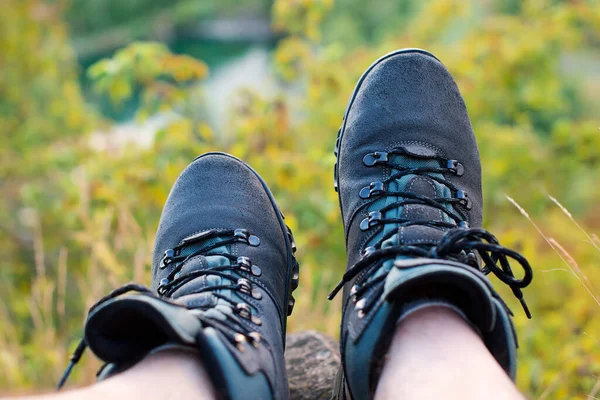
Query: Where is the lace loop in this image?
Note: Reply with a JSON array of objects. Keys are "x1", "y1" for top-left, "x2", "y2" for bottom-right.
[
  {"x1": 329, "y1": 147, "x2": 533, "y2": 320},
  {"x1": 156, "y1": 229, "x2": 263, "y2": 324}
]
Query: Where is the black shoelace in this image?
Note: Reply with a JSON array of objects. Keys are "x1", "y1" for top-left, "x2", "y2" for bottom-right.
[
  {"x1": 58, "y1": 229, "x2": 264, "y2": 389},
  {"x1": 328, "y1": 148, "x2": 533, "y2": 319}
]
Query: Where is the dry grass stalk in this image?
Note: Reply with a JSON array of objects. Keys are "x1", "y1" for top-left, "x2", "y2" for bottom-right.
[
  {"x1": 549, "y1": 195, "x2": 600, "y2": 252},
  {"x1": 506, "y1": 195, "x2": 600, "y2": 307},
  {"x1": 589, "y1": 377, "x2": 600, "y2": 399},
  {"x1": 548, "y1": 238, "x2": 600, "y2": 308},
  {"x1": 57, "y1": 247, "x2": 68, "y2": 321}
]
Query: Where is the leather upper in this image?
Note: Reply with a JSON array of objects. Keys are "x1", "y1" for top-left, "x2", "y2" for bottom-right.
[{"x1": 338, "y1": 50, "x2": 483, "y2": 270}]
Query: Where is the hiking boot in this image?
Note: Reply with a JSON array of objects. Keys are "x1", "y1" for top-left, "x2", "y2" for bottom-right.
[
  {"x1": 329, "y1": 49, "x2": 533, "y2": 399},
  {"x1": 61, "y1": 153, "x2": 299, "y2": 400}
]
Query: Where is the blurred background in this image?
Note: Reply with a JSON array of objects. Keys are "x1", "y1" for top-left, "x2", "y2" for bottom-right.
[{"x1": 1, "y1": 0, "x2": 599, "y2": 397}]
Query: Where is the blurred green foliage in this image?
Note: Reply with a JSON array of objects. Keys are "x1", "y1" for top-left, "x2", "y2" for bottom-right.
[
  {"x1": 66, "y1": 0, "x2": 270, "y2": 34},
  {"x1": 1, "y1": 0, "x2": 600, "y2": 398},
  {"x1": 65, "y1": 0, "x2": 271, "y2": 54}
]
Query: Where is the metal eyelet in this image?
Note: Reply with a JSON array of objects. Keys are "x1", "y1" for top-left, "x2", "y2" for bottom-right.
[
  {"x1": 234, "y1": 229, "x2": 250, "y2": 240},
  {"x1": 359, "y1": 181, "x2": 385, "y2": 199},
  {"x1": 236, "y1": 303, "x2": 252, "y2": 319},
  {"x1": 446, "y1": 159, "x2": 465, "y2": 176},
  {"x1": 234, "y1": 229, "x2": 261, "y2": 246},
  {"x1": 249, "y1": 332, "x2": 262, "y2": 347},
  {"x1": 157, "y1": 278, "x2": 170, "y2": 295},
  {"x1": 464, "y1": 251, "x2": 478, "y2": 266},
  {"x1": 360, "y1": 211, "x2": 382, "y2": 231},
  {"x1": 287, "y1": 296, "x2": 296, "y2": 315},
  {"x1": 350, "y1": 285, "x2": 358, "y2": 296},
  {"x1": 363, "y1": 151, "x2": 388, "y2": 166},
  {"x1": 286, "y1": 226, "x2": 297, "y2": 252},
  {"x1": 360, "y1": 246, "x2": 376, "y2": 258},
  {"x1": 160, "y1": 249, "x2": 175, "y2": 269},
  {"x1": 458, "y1": 221, "x2": 469, "y2": 229},
  {"x1": 235, "y1": 304, "x2": 261, "y2": 327},
  {"x1": 238, "y1": 280, "x2": 261, "y2": 301},
  {"x1": 237, "y1": 256, "x2": 262, "y2": 276},
  {"x1": 355, "y1": 298, "x2": 367, "y2": 318},
  {"x1": 235, "y1": 333, "x2": 246, "y2": 352},
  {"x1": 355, "y1": 298, "x2": 366, "y2": 311},
  {"x1": 350, "y1": 285, "x2": 359, "y2": 303},
  {"x1": 237, "y1": 278, "x2": 252, "y2": 295},
  {"x1": 237, "y1": 256, "x2": 252, "y2": 269},
  {"x1": 456, "y1": 190, "x2": 473, "y2": 210},
  {"x1": 334, "y1": 164, "x2": 339, "y2": 192}
]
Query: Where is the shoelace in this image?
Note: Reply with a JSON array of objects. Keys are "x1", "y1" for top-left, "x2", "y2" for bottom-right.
[
  {"x1": 328, "y1": 148, "x2": 533, "y2": 319},
  {"x1": 58, "y1": 228, "x2": 265, "y2": 389}
]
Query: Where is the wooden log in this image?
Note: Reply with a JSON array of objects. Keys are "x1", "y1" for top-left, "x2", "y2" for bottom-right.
[{"x1": 285, "y1": 331, "x2": 341, "y2": 400}]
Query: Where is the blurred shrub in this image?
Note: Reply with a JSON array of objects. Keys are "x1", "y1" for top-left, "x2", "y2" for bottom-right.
[{"x1": 1, "y1": 0, "x2": 599, "y2": 398}]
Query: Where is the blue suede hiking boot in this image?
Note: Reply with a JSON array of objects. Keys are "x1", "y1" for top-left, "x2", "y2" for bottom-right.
[
  {"x1": 59, "y1": 153, "x2": 299, "y2": 400},
  {"x1": 329, "y1": 49, "x2": 533, "y2": 399}
]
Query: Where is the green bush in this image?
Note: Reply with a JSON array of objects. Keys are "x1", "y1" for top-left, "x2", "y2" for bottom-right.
[{"x1": 1, "y1": 0, "x2": 599, "y2": 398}]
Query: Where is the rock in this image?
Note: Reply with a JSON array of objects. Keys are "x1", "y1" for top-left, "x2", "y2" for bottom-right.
[{"x1": 285, "y1": 330, "x2": 341, "y2": 400}]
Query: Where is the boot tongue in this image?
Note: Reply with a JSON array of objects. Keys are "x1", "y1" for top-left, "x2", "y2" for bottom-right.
[
  {"x1": 370, "y1": 225, "x2": 447, "y2": 285},
  {"x1": 369, "y1": 151, "x2": 453, "y2": 249},
  {"x1": 169, "y1": 242, "x2": 240, "y2": 310},
  {"x1": 391, "y1": 225, "x2": 445, "y2": 246},
  {"x1": 364, "y1": 150, "x2": 453, "y2": 280}
]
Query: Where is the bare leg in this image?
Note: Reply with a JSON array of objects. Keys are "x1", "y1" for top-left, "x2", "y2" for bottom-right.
[
  {"x1": 7, "y1": 350, "x2": 216, "y2": 400},
  {"x1": 375, "y1": 306, "x2": 525, "y2": 400}
]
